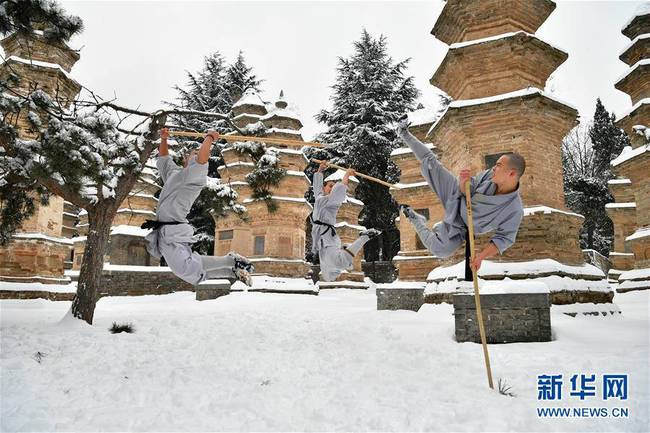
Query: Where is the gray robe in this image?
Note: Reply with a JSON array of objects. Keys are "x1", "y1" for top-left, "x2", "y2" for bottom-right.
[
  {"x1": 311, "y1": 172, "x2": 370, "y2": 282},
  {"x1": 398, "y1": 127, "x2": 524, "y2": 257},
  {"x1": 145, "y1": 155, "x2": 235, "y2": 285}
]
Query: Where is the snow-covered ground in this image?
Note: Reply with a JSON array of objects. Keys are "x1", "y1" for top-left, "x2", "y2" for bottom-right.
[{"x1": 1, "y1": 288, "x2": 648, "y2": 432}]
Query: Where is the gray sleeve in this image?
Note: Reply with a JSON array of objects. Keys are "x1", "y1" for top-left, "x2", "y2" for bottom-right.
[
  {"x1": 398, "y1": 127, "x2": 434, "y2": 162},
  {"x1": 313, "y1": 171, "x2": 324, "y2": 197},
  {"x1": 185, "y1": 157, "x2": 208, "y2": 186},
  {"x1": 328, "y1": 182, "x2": 348, "y2": 207},
  {"x1": 157, "y1": 156, "x2": 181, "y2": 184},
  {"x1": 490, "y1": 209, "x2": 523, "y2": 254}
]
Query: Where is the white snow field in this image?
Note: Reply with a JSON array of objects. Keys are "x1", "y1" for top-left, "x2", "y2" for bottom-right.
[{"x1": 1, "y1": 288, "x2": 648, "y2": 432}]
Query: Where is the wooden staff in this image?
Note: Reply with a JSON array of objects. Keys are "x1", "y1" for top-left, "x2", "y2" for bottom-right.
[
  {"x1": 168, "y1": 130, "x2": 325, "y2": 148},
  {"x1": 465, "y1": 180, "x2": 494, "y2": 390},
  {"x1": 311, "y1": 159, "x2": 398, "y2": 189}
]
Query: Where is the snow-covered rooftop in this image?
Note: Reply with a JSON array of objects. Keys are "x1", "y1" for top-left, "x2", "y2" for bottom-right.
[
  {"x1": 261, "y1": 107, "x2": 302, "y2": 122},
  {"x1": 605, "y1": 202, "x2": 636, "y2": 209},
  {"x1": 448, "y1": 31, "x2": 567, "y2": 55},
  {"x1": 620, "y1": 33, "x2": 650, "y2": 57},
  {"x1": 611, "y1": 144, "x2": 649, "y2": 166},
  {"x1": 523, "y1": 205, "x2": 583, "y2": 219},
  {"x1": 626, "y1": 227, "x2": 650, "y2": 242},
  {"x1": 407, "y1": 106, "x2": 438, "y2": 127},
  {"x1": 5, "y1": 55, "x2": 79, "y2": 85},
  {"x1": 427, "y1": 87, "x2": 577, "y2": 136},
  {"x1": 615, "y1": 59, "x2": 650, "y2": 86},
  {"x1": 616, "y1": 97, "x2": 650, "y2": 120},
  {"x1": 621, "y1": 3, "x2": 650, "y2": 31},
  {"x1": 110, "y1": 225, "x2": 152, "y2": 238},
  {"x1": 608, "y1": 178, "x2": 632, "y2": 184},
  {"x1": 232, "y1": 89, "x2": 267, "y2": 109},
  {"x1": 12, "y1": 233, "x2": 72, "y2": 245}
]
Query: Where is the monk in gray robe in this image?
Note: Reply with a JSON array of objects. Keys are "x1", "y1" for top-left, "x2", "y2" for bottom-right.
[
  {"x1": 311, "y1": 161, "x2": 381, "y2": 282},
  {"x1": 396, "y1": 118, "x2": 525, "y2": 272},
  {"x1": 145, "y1": 128, "x2": 253, "y2": 286}
]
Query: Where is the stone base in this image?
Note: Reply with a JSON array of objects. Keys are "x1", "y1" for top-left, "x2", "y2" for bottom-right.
[
  {"x1": 392, "y1": 255, "x2": 440, "y2": 282},
  {"x1": 0, "y1": 237, "x2": 71, "y2": 284},
  {"x1": 0, "y1": 290, "x2": 75, "y2": 301},
  {"x1": 377, "y1": 286, "x2": 424, "y2": 311},
  {"x1": 616, "y1": 267, "x2": 650, "y2": 293},
  {"x1": 195, "y1": 280, "x2": 231, "y2": 301},
  {"x1": 318, "y1": 280, "x2": 370, "y2": 290},
  {"x1": 249, "y1": 259, "x2": 311, "y2": 279},
  {"x1": 233, "y1": 275, "x2": 318, "y2": 295},
  {"x1": 453, "y1": 293, "x2": 551, "y2": 344}
]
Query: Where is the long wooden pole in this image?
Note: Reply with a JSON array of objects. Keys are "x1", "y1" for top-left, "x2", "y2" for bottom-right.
[
  {"x1": 464, "y1": 180, "x2": 494, "y2": 390},
  {"x1": 311, "y1": 158, "x2": 398, "y2": 189},
  {"x1": 168, "y1": 130, "x2": 325, "y2": 148}
]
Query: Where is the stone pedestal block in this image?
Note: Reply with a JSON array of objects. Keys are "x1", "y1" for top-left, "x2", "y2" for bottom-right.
[
  {"x1": 453, "y1": 293, "x2": 551, "y2": 343},
  {"x1": 377, "y1": 287, "x2": 424, "y2": 311},
  {"x1": 195, "y1": 280, "x2": 231, "y2": 301}
]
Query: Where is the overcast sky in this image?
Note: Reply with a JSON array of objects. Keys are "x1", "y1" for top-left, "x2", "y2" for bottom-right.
[{"x1": 18, "y1": 1, "x2": 645, "y2": 139}]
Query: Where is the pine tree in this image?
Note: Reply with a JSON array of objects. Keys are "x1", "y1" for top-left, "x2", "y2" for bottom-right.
[
  {"x1": 562, "y1": 99, "x2": 631, "y2": 255},
  {"x1": 167, "y1": 51, "x2": 262, "y2": 254},
  {"x1": 312, "y1": 29, "x2": 419, "y2": 261}
]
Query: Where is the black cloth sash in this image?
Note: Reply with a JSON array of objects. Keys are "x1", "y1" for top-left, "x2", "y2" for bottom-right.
[{"x1": 140, "y1": 219, "x2": 184, "y2": 230}]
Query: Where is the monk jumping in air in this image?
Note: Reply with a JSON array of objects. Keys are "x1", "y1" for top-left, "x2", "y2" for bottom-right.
[
  {"x1": 144, "y1": 128, "x2": 254, "y2": 286},
  {"x1": 311, "y1": 160, "x2": 381, "y2": 282},
  {"x1": 395, "y1": 117, "x2": 525, "y2": 272}
]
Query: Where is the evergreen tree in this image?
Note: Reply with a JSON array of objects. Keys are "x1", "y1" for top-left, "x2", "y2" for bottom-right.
[
  {"x1": 167, "y1": 51, "x2": 262, "y2": 254},
  {"x1": 311, "y1": 30, "x2": 419, "y2": 261},
  {"x1": 562, "y1": 99, "x2": 631, "y2": 255}
]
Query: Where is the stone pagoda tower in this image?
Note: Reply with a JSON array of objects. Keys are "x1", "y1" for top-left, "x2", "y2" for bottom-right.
[
  {"x1": 215, "y1": 90, "x2": 313, "y2": 278},
  {"x1": 391, "y1": 0, "x2": 610, "y2": 303},
  {"x1": 72, "y1": 164, "x2": 160, "y2": 268},
  {"x1": 0, "y1": 28, "x2": 81, "y2": 284},
  {"x1": 609, "y1": 5, "x2": 650, "y2": 292}
]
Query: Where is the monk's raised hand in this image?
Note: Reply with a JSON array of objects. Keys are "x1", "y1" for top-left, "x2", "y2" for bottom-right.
[{"x1": 459, "y1": 169, "x2": 471, "y2": 189}]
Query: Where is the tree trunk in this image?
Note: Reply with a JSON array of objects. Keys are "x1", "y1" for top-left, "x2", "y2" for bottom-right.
[{"x1": 70, "y1": 207, "x2": 114, "y2": 324}]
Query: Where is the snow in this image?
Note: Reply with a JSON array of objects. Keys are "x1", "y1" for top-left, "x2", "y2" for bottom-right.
[
  {"x1": 242, "y1": 196, "x2": 312, "y2": 206},
  {"x1": 625, "y1": 227, "x2": 650, "y2": 242},
  {"x1": 392, "y1": 254, "x2": 435, "y2": 261},
  {"x1": 266, "y1": 127, "x2": 303, "y2": 136},
  {"x1": 70, "y1": 236, "x2": 86, "y2": 243},
  {"x1": 618, "y1": 279, "x2": 650, "y2": 290},
  {"x1": 0, "y1": 281, "x2": 76, "y2": 293},
  {"x1": 607, "y1": 178, "x2": 632, "y2": 185},
  {"x1": 231, "y1": 275, "x2": 316, "y2": 294},
  {"x1": 110, "y1": 225, "x2": 152, "y2": 238},
  {"x1": 390, "y1": 142, "x2": 435, "y2": 157},
  {"x1": 449, "y1": 31, "x2": 567, "y2": 55},
  {"x1": 615, "y1": 59, "x2": 650, "y2": 85},
  {"x1": 407, "y1": 107, "x2": 438, "y2": 126},
  {"x1": 605, "y1": 202, "x2": 636, "y2": 209},
  {"x1": 232, "y1": 89, "x2": 266, "y2": 109},
  {"x1": 1, "y1": 289, "x2": 647, "y2": 431},
  {"x1": 427, "y1": 87, "x2": 577, "y2": 136},
  {"x1": 103, "y1": 264, "x2": 172, "y2": 273},
  {"x1": 620, "y1": 33, "x2": 650, "y2": 56},
  {"x1": 523, "y1": 206, "x2": 584, "y2": 219},
  {"x1": 394, "y1": 181, "x2": 429, "y2": 189},
  {"x1": 5, "y1": 56, "x2": 78, "y2": 84},
  {"x1": 611, "y1": 144, "x2": 649, "y2": 166},
  {"x1": 428, "y1": 259, "x2": 606, "y2": 282},
  {"x1": 619, "y1": 267, "x2": 650, "y2": 281},
  {"x1": 616, "y1": 97, "x2": 650, "y2": 120},
  {"x1": 232, "y1": 112, "x2": 261, "y2": 120},
  {"x1": 324, "y1": 169, "x2": 359, "y2": 183},
  {"x1": 261, "y1": 107, "x2": 302, "y2": 122},
  {"x1": 12, "y1": 233, "x2": 72, "y2": 246},
  {"x1": 621, "y1": 3, "x2": 650, "y2": 31},
  {"x1": 609, "y1": 252, "x2": 635, "y2": 256},
  {"x1": 453, "y1": 279, "x2": 550, "y2": 295},
  {"x1": 344, "y1": 196, "x2": 364, "y2": 206}
]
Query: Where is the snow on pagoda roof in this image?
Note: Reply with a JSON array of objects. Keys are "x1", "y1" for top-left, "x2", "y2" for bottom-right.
[
  {"x1": 611, "y1": 144, "x2": 650, "y2": 166},
  {"x1": 523, "y1": 205, "x2": 583, "y2": 219},
  {"x1": 266, "y1": 127, "x2": 303, "y2": 135},
  {"x1": 622, "y1": 3, "x2": 650, "y2": 32},
  {"x1": 608, "y1": 178, "x2": 632, "y2": 184},
  {"x1": 110, "y1": 225, "x2": 152, "y2": 237},
  {"x1": 617, "y1": 97, "x2": 650, "y2": 120},
  {"x1": 448, "y1": 31, "x2": 567, "y2": 55},
  {"x1": 620, "y1": 33, "x2": 650, "y2": 56},
  {"x1": 324, "y1": 169, "x2": 359, "y2": 183},
  {"x1": 232, "y1": 112, "x2": 262, "y2": 120},
  {"x1": 5, "y1": 55, "x2": 79, "y2": 84},
  {"x1": 232, "y1": 89, "x2": 266, "y2": 109},
  {"x1": 427, "y1": 87, "x2": 577, "y2": 136},
  {"x1": 261, "y1": 107, "x2": 302, "y2": 122},
  {"x1": 605, "y1": 202, "x2": 636, "y2": 209},
  {"x1": 615, "y1": 58, "x2": 650, "y2": 85},
  {"x1": 625, "y1": 227, "x2": 650, "y2": 242}
]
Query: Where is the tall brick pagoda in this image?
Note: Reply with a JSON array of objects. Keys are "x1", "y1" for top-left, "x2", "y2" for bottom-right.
[
  {"x1": 72, "y1": 165, "x2": 160, "y2": 268},
  {"x1": 0, "y1": 28, "x2": 81, "y2": 284},
  {"x1": 215, "y1": 90, "x2": 313, "y2": 278},
  {"x1": 609, "y1": 5, "x2": 650, "y2": 292},
  {"x1": 391, "y1": 0, "x2": 610, "y2": 303}
]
